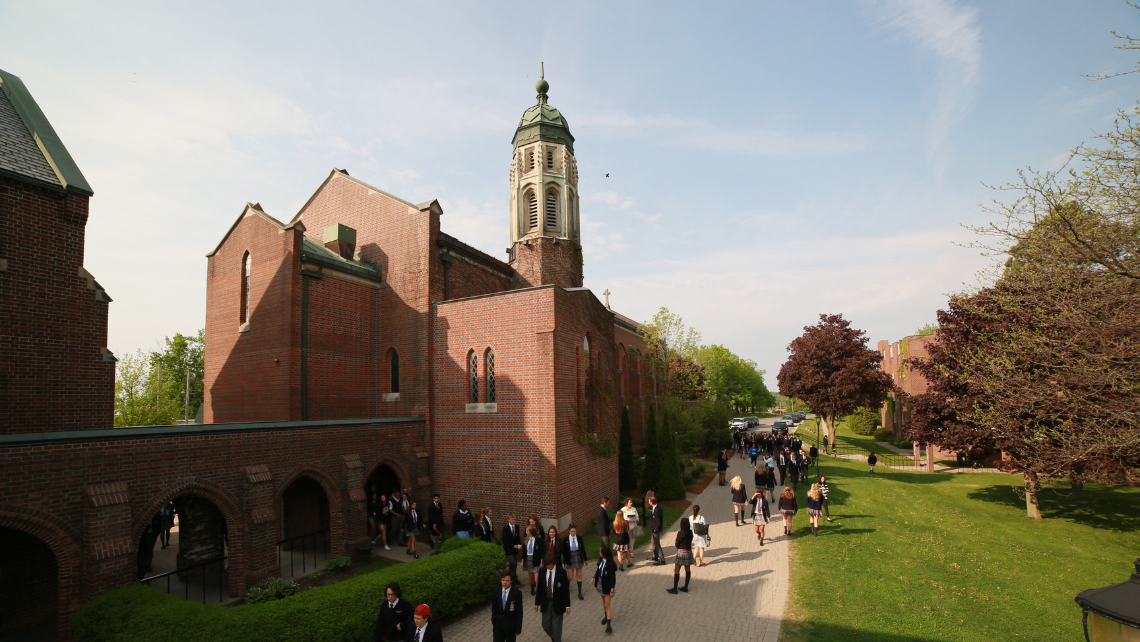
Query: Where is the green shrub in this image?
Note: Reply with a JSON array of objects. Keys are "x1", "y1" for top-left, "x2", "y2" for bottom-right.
[
  {"x1": 244, "y1": 577, "x2": 300, "y2": 604},
  {"x1": 872, "y1": 427, "x2": 893, "y2": 441},
  {"x1": 322, "y1": 555, "x2": 352, "y2": 572},
  {"x1": 74, "y1": 541, "x2": 506, "y2": 642},
  {"x1": 439, "y1": 535, "x2": 480, "y2": 555},
  {"x1": 682, "y1": 475, "x2": 695, "y2": 486},
  {"x1": 847, "y1": 407, "x2": 882, "y2": 436},
  {"x1": 894, "y1": 439, "x2": 913, "y2": 449}
]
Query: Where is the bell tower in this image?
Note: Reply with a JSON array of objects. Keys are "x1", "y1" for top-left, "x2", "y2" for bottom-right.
[{"x1": 508, "y1": 66, "x2": 582, "y2": 289}]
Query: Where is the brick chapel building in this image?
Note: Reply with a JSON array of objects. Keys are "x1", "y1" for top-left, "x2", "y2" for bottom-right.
[{"x1": 0, "y1": 69, "x2": 660, "y2": 640}]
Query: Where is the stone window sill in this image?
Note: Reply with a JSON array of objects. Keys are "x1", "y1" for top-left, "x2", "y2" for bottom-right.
[
  {"x1": 238, "y1": 322, "x2": 250, "y2": 333},
  {"x1": 466, "y1": 403, "x2": 498, "y2": 413},
  {"x1": 383, "y1": 393, "x2": 400, "y2": 402}
]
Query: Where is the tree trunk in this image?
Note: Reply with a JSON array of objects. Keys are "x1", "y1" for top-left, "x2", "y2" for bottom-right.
[
  {"x1": 1069, "y1": 472, "x2": 1084, "y2": 492},
  {"x1": 1025, "y1": 472, "x2": 1043, "y2": 520}
]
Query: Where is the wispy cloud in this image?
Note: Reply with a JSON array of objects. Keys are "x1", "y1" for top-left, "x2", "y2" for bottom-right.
[{"x1": 864, "y1": 0, "x2": 982, "y2": 167}]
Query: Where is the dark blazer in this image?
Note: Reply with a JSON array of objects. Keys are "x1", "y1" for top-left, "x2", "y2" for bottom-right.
[
  {"x1": 426, "y1": 502, "x2": 444, "y2": 530},
  {"x1": 717, "y1": 454, "x2": 729, "y2": 471},
  {"x1": 501, "y1": 523, "x2": 522, "y2": 558},
  {"x1": 561, "y1": 535, "x2": 588, "y2": 566},
  {"x1": 452, "y1": 510, "x2": 474, "y2": 535},
  {"x1": 479, "y1": 516, "x2": 495, "y2": 543},
  {"x1": 592, "y1": 558, "x2": 616, "y2": 594},
  {"x1": 534, "y1": 565, "x2": 571, "y2": 613},
  {"x1": 543, "y1": 534, "x2": 562, "y2": 561},
  {"x1": 373, "y1": 597, "x2": 414, "y2": 642},
  {"x1": 523, "y1": 537, "x2": 543, "y2": 570},
  {"x1": 403, "y1": 622, "x2": 443, "y2": 642},
  {"x1": 650, "y1": 504, "x2": 663, "y2": 532},
  {"x1": 491, "y1": 585, "x2": 524, "y2": 635},
  {"x1": 596, "y1": 505, "x2": 610, "y2": 537},
  {"x1": 403, "y1": 508, "x2": 423, "y2": 533}
]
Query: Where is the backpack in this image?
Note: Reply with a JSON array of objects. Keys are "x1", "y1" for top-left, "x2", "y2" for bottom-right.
[{"x1": 693, "y1": 520, "x2": 708, "y2": 536}]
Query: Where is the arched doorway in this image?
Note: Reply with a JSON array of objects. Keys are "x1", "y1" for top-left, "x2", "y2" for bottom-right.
[
  {"x1": 137, "y1": 494, "x2": 229, "y2": 604},
  {"x1": 364, "y1": 464, "x2": 402, "y2": 546},
  {"x1": 0, "y1": 527, "x2": 57, "y2": 640},
  {"x1": 280, "y1": 476, "x2": 331, "y2": 578}
]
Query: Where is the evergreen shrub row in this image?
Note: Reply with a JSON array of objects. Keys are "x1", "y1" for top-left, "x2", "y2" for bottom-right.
[{"x1": 74, "y1": 541, "x2": 506, "y2": 642}]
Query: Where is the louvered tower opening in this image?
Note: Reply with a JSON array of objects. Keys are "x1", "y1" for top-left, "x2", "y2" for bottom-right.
[
  {"x1": 528, "y1": 192, "x2": 539, "y2": 230},
  {"x1": 545, "y1": 192, "x2": 557, "y2": 230}
]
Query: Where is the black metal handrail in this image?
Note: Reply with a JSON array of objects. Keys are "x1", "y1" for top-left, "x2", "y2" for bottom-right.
[
  {"x1": 276, "y1": 528, "x2": 331, "y2": 577},
  {"x1": 140, "y1": 556, "x2": 228, "y2": 604}
]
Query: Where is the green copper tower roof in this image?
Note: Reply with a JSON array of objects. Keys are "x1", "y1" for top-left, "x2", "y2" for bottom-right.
[{"x1": 512, "y1": 64, "x2": 574, "y2": 154}]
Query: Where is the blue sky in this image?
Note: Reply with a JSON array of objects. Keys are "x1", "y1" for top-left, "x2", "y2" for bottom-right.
[{"x1": 3, "y1": 0, "x2": 1139, "y2": 382}]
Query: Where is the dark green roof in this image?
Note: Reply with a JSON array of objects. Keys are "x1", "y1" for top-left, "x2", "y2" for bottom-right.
[
  {"x1": 512, "y1": 74, "x2": 574, "y2": 154},
  {"x1": 300, "y1": 236, "x2": 383, "y2": 282},
  {"x1": 0, "y1": 69, "x2": 92, "y2": 195}
]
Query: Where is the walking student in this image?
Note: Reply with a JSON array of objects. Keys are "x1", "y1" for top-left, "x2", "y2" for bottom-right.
[
  {"x1": 372, "y1": 582, "x2": 413, "y2": 642},
  {"x1": 373, "y1": 494, "x2": 390, "y2": 550},
  {"x1": 750, "y1": 486, "x2": 771, "y2": 545},
  {"x1": 778, "y1": 486, "x2": 798, "y2": 537},
  {"x1": 764, "y1": 464, "x2": 777, "y2": 502},
  {"x1": 819, "y1": 476, "x2": 833, "y2": 522},
  {"x1": 807, "y1": 483, "x2": 824, "y2": 536},
  {"x1": 748, "y1": 444, "x2": 760, "y2": 468},
  {"x1": 453, "y1": 500, "x2": 475, "y2": 538},
  {"x1": 562, "y1": 524, "x2": 588, "y2": 600},
  {"x1": 592, "y1": 547, "x2": 617, "y2": 635},
  {"x1": 777, "y1": 449, "x2": 789, "y2": 486},
  {"x1": 502, "y1": 514, "x2": 523, "y2": 586},
  {"x1": 404, "y1": 500, "x2": 423, "y2": 559},
  {"x1": 611, "y1": 515, "x2": 631, "y2": 571},
  {"x1": 524, "y1": 526, "x2": 542, "y2": 596},
  {"x1": 491, "y1": 569, "x2": 524, "y2": 642},
  {"x1": 596, "y1": 497, "x2": 612, "y2": 549},
  {"x1": 427, "y1": 494, "x2": 444, "y2": 554},
  {"x1": 409, "y1": 604, "x2": 442, "y2": 642},
  {"x1": 665, "y1": 517, "x2": 694, "y2": 594},
  {"x1": 690, "y1": 505, "x2": 709, "y2": 567},
  {"x1": 158, "y1": 502, "x2": 176, "y2": 549},
  {"x1": 648, "y1": 495, "x2": 665, "y2": 565},
  {"x1": 534, "y1": 554, "x2": 571, "y2": 642},
  {"x1": 545, "y1": 525, "x2": 563, "y2": 564},
  {"x1": 717, "y1": 449, "x2": 729, "y2": 486},
  {"x1": 730, "y1": 476, "x2": 747, "y2": 526},
  {"x1": 868, "y1": 451, "x2": 878, "y2": 473}
]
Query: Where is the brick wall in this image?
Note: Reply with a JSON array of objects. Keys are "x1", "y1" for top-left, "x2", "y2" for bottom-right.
[
  {"x1": 205, "y1": 207, "x2": 302, "y2": 423},
  {"x1": 0, "y1": 176, "x2": 114, "y2": 433},
  {"x1": 510, "y1": 237, "x2": 582, "y2": 290}
]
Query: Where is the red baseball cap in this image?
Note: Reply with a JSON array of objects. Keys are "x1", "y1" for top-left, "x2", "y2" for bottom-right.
[{"x1": 415, "y1": 604, "x2": 431, "y2": 617}]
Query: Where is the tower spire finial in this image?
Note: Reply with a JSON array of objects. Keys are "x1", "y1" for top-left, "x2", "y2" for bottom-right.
[{"x1": 536, "y1": 62, "x2": 549, "y2": 104}]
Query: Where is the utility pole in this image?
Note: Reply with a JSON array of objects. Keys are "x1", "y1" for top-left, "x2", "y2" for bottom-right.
[
  {"x1": 156, "y1": 362, "x2": 162, "y2": 405},
  {"x1": 184, "y1": 369, "x2": 191, "y2": 422}
]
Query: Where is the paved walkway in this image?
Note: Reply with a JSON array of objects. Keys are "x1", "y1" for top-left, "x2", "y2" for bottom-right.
[{"x1": 440, "y1": 458, "x2": 788, "y2": 641}]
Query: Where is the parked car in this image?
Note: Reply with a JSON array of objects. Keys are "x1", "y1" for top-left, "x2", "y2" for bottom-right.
[
  {"x1": 746, "y1": 416, "x2": 759, "y2": 427},
  {"x1": 793, "y1": 411, "x2": 806, "y2": 421},
  {"x1": 772, "y1": 421, "x2": 789, "y2": 434},
  {"x1": 781, "y1": 414, "x2": 796, "y2": 425},
  {"x1": 730, "y1": 418, "x2": 746, "y2": 430}
]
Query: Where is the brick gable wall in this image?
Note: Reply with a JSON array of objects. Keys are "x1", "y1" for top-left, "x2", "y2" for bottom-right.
[{"x1": 0, "y1": 176, "x2": 113, "y2": 433}]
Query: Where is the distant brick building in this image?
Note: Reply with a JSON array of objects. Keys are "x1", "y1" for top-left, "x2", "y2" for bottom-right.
[
  {"x1": 0, "y1": 69, "x2": 657, "y2": 640},
  {"x1": 877, "y1": 335, "x2": 935, "y2": 438}
]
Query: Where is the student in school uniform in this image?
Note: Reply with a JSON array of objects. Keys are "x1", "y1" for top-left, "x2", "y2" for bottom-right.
[
  {"x1": 561, "y1": 524, "x2": 588, "y2": 601},
  {"x1": 491, "y1": 569, "x2": 524, "y2": 642},
  {"x1": 592, "y1": 547, "x2": 617, "y2": 635}
]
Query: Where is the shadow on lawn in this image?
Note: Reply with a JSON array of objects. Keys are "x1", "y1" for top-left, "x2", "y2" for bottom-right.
[
  {"x1": 966, "y1": 483, "x2": 1140, "y2": 532},
  {"x1": 783, "y1": 622, "x2": 945, "y2": 642}
]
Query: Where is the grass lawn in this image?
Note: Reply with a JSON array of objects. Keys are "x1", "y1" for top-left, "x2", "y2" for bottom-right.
[
  {"x1": 782, "y1": 457, "x2": 1140, "y2": 641},
  {"x1": 796, "y1": 418, "x2": 912, "y2": 458}
]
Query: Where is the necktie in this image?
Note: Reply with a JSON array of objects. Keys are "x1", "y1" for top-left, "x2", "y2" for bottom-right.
[
  {"x1": 503, "y1": 588, "x2": 508, "y2": 609},
  {"x1": 571, "y1": 537, "x2": 577, "y2": 552},
  {"x1": 546, "y1": 572, "x2": 553, "y2": 599},
  {"x1": 416, "y1": 628, "x2": 423, "y2": 642}
]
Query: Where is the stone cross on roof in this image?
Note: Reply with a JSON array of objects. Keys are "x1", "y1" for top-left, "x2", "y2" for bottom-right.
[{"x1": 603, "y1": 289, "x2": 611, "y2": 309}]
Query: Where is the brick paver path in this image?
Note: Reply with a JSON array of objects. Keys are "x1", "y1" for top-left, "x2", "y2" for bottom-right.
[{"x1": 440, "y1": 460, "x2": 788, "y2": 641}]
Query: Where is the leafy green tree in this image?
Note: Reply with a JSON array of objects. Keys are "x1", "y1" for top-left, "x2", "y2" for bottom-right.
[
  {"x1": 640, "y1": 404, "x2": 660, "y2": 494},
  {"x1": 914, "y1": 323, "x2": 938, "y2": 336},
  {"x1": 655, "y1": 411, "x2": 686, "y2": 501},
  {"x1": 618, "y1": 406, "x2": 637, "y2": 491},
  {"x1": 151, "y1": 330, "x2": 205, "y2": 421},
  {"x1": 846, "y1": 406, "x2": 882, "y2": 436},
  {"x1": 114, "y1": 329, "x2": 205, "y2": 426}
]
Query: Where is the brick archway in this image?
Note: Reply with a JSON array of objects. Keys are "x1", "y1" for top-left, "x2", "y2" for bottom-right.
[
  {"x1": 363, "y1": 457, "x2": 412, "y2": 496},
  {"x1": 275, "y1": 467, "x2": 344, "y2": 554},
  {"x1": 131, "y1": 479, "x2": 245, "y2": 597},
  {"x1": 0, "y1": 506, "x2": 84, "y2": 641}
]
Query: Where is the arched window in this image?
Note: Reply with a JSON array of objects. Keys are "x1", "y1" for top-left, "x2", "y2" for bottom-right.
[
  {"x1": 389, "y1": 350, "x2": 400, "y2": 394},
  {"x1": 546, "y1": 150, "x2": 554, "y2": 169},
  {"x1": 545, "y1": 190, "x2": 558, "y2": 231},
  {"x1": 582, "y1": 336, "x2": 592, "y2": 430},
  {"x1": 240, "y1": 251, "x2": 251, "y2": 324},
  {"x1": 468, "y1": 351, "x2": 479, "y2": 404},
  {"x1": 485, "y1": 349, "x2": 495, "y2": 403},
  {"x1": 527, "y1": 191, "x2": 539, "y2": 231}
]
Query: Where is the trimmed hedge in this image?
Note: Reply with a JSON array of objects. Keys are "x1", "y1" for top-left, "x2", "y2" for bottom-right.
[
  {"x1": 74, "y1": 541, "x2": 506, "y2": 642},
  {"x1": 872, "y1": 427, "x2": 893, "y2": 441},
  {"x1": 846, "y1": 407, "x2": 881, "y2": 436}
]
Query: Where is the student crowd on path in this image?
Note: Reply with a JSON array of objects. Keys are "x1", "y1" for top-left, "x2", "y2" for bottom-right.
[{"x1": 373, "y1": 423, "x2": 833, "y2": 642}]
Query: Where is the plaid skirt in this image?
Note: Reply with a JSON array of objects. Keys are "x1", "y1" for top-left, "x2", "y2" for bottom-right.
[
  {"x1": 525, "y1": 561, "x2": 541, "y2": 573},
  {"x1": 674, "y1": 548, "x2": 694, "y2": 566},
  {"x1": 567, "y1": 549, "x2": 585, "y2": 569},
  {"x1": 753, "y1": 512, "x2": 770, "y2": 525},
  {"x1": 807, "y1": 508, "x2": 822, "y2": 517}
]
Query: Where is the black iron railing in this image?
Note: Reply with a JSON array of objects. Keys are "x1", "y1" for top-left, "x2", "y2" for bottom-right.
[
  {"x1": 276, "y1": 529, "x2": 331, "y2": 577},
  {"x1": 140, "y1": 556, "x2": 228, "y2": 604}
]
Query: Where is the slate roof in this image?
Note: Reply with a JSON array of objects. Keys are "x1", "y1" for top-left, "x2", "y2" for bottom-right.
[
  {"x1": 300, "y1": 236, "x2": 383, "y2": 282},
  {"x1": 0, "y1": 68, "x2": 92, "y2": 195},
  {"x1": 0, "y1": 83, "x2": 60, "y2": 188}
]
